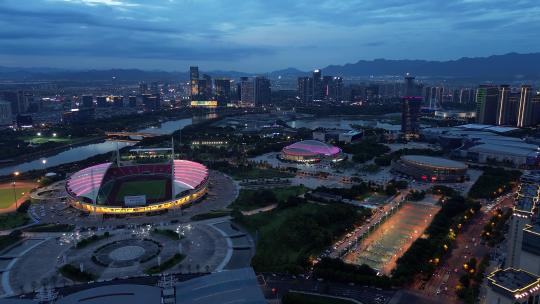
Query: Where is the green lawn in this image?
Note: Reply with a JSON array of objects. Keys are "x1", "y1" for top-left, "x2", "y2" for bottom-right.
[
  {"x1": 0, "y1": 213, "x2": 29, "y2": 229},
  {"x1": 282, "y1": 292, "x2": 357, "y2": 304},
  {"x1": 237, "y1": 202, "x2": 368, "y2": 273},
  {"x1": 24, "y1": 136, "x2": 72, "y2": 145},
  {"x1": 115, "y1": 180, "x2": 168, "y2": 202},
  {"x1": 0, "y1": 187, "x2": 32, "y2": 209},
  {"x1": 230, "y1": 186, "x2": 307, "y2": 211}
]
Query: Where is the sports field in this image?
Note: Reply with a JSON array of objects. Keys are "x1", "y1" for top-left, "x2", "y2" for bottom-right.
[
  {"x1": 114, "y1": 179, "x2": 169, "y2": 203},
  {"x1": 0, "y1": 186, "x2": 33, "y2": 209}
]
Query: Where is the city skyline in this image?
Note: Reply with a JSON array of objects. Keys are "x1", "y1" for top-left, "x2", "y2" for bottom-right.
[{"x1": 0, "y1": 0, "x2": 539, "y2": 71}]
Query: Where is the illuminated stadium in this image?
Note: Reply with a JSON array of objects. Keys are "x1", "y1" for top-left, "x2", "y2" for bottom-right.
[
  {"x1": 66, "y1": 159, "x2": 208, "y2": 214},
  {"x1": 280, "y1": 140, "x2": 343, "y2": 163}
]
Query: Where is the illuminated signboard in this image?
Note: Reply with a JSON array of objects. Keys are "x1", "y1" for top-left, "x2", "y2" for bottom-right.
[{"x1": 190, "y1": 100, "x2": 218, "y2": 108}]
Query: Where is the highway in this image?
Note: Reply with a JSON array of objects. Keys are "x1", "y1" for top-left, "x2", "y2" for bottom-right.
[{"x1": 412, "y1": 192, "x2": 515, "y2": 303}]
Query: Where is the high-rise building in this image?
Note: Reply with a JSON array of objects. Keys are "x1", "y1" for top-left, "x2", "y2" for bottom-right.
[
  {"x1": 312, "y1": 69, "x2": 323, "y2": 101},
  {"x1": 202, "y1": 74, "x2": 212, "y2": 100},
  {"x1": 190, "y1": 66, "x2": 199, "y2": 100},
  {"x1": 0, "y1": 101, "x2": 12, "y2": 126},
  {"x1": 297, "y1": 77, "x2": 313, "y2": 103},
  {"x1": 401, "y1": 75, "x2": 422, "y2": 138},
  {"x1": 496, "y1": 85, "x2": 511, "y2": 125},
  {"x1": 214, "y1": 78, "x2": 231, "y2": 106},
  {"x1": 254, "y1": 76, "x2": 271, "y2": 106},
  {"x1": 532, "y1": 94, "x2": 540, "y2": 126},
  {"x1": 139, "y1": 82, "x2": 148, "y2": 95},
  {"x1": 128, "y1": 96, "x2": 137, "y2": 108},
  {"x1": 2, "y1": 91, "x2": 28, "y2": 114},
  {"x1": 330, "y1": 77, "x2": 343, "y2": 102},
  {"x1": 150, "y1": 82, "x2": 159, "y2": 95},
  {"x1": 321, "y1": 76, "x2": 343, "y2": 102},
  {"x1": 487, "y1": 171, "x2": 540, "y2": 304},
  {"x1": 240, "y1": 77, "x2": 254, "y2": 105},
  {"x1": 113, "y1": 96, "x2": 124, "y2": 108},
  {"x1": 142, "y1": 94, "x2": 159, "y2": 111},
  {"x1": 476, "y1": 85, "x2": 499, "y2": 124},
  {"x1": 517, "y1": 85, "x2": 534, "y2": 127},
  {"x1": 459, "y1": 88, "x2": 475, "y2": 104},
  {"x1": 96, "y1": 96, "x2": 108, "y2": 108},
  {"x1": 81, "y1": 95, "x2": 94, "y2": 108}
]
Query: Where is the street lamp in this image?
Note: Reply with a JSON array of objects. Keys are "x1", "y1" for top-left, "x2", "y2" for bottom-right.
[{"x1": 12, "y1": 171, "x2": 20, "y2": 209}]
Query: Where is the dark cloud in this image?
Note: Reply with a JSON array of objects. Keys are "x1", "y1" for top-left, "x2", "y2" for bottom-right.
[{"x1": 0, "y1": 0, "x2": 538, "y2": 70}]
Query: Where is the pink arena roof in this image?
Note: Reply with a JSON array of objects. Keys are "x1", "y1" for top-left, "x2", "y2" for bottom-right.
[{"x1": 282, "y1": 140, "x2": 341, "y2": 157}]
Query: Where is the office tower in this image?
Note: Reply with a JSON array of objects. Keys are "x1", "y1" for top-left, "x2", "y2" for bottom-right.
[
  {"x1": 496, "y1": 85, "x2": 511, "y2": 125},
  {"x1": 81, "y1": 95, "x2": 93, "y2": 108},
  {"x1": 476, "y1": 85, "x2": 499, "y2": 124},
  {"x1": 214, "y1": 78, "x2": 231, "y2": 106},
  {"x1": 142, "y1": 94, "x2": 159, "y2": 111},
  {"x1": 198, "y1": 78, "x2": 207, "y2": 100},
  {"x1": 459, "y1": 88, "x2": 475, "y2": 104},
  {"x1": 240, "y1": 77, "x2": 254, "y2": 105},
  {"x1": 254, "y1": 76, "x2": 271, "y2": 106},
  {"x1": 312, "y1": 69, "x2": 323, "y2": 101},
  {"x1": 0, "y1": 101, "x2": 12, "y2": 126},
  {"x1": 202, "y1": 74, "x2": 212, "y2": 100},
  {"x1": 322, "y1": 76, "x2": 332, "y2": 101},
  {"x1": 423, "y1": 86, "x2": 432, "y2": 105},
  {"x1": 190, "y1": 66, "x2": 199, "y2": 100},
  {"x1": 517, "y1": 85, "x2": 534, "y2": 127},
  {"x1": 128, "y1": 96, "x2": 137, "y2": 108},
  {"x1": 150, "y1": 82, "x2": 159, "y2": 95},
  {"x1": 139, "y1": 82, "x2": 148, "y2": 95},
  {"x1": 2, "y1": 91, "x2": 27, "y2": 114},
  {"x1": 297, "y1": 77, "x2": 313, "y2": 103},
  {"x1": 506, "y1": 171, "x2": 539, "y2": 268},
  {"x1": 330, "y1": 77, "x2": 343, "y2": 102},
  {"x1": 113, "y1": 96, "x2": 124, "y2": 108},
  {"x1": 365, "y1": 84, "x2": 379, "y2": 101},
  {"x1": 401, "y1": 75, "x2": 422, "y2": 138},
  {"x1": 96, "y1": 96, "x2": 108, "y2": 108},
  {"x1": 487, "y1": 171, "x2": 540, "y2": 304},
  {"x1": 532, "y1": 94, "x2": 540, "y2": 126}
]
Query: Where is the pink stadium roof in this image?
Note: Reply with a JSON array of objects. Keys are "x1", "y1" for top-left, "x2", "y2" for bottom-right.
[
  {"x1": 173, "y1": 160, "x2": 208, "y2": 192},
  {"x1": 66, "y1": 160, "x2": 208, "y2": 203},
  {"x1": 66, "y1": 162, "x2": 113, "y2": 202},
  {"x1": 282, "y1": 140, "x2": 341, "y2": 157}
]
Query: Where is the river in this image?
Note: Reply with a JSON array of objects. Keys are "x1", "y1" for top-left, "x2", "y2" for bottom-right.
[{"x1": 0, "y1": 117, "x2": 193, "y2": 176}]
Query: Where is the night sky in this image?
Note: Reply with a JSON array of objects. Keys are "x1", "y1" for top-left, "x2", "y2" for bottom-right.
[{"x1": 1, "y1": 0, "x2": 539, "y2": 72}]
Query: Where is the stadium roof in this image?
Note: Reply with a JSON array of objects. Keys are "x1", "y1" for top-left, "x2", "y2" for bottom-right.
[
  {"x1": 402, "y1": 155, "x2": 467, "y2": 170},
  {"x1": 66, "y1": 162, "x2": 113, "y2": 202},
  {"x1": 175, "y1": 268, "x2": 266, "y2": 304},
  {"x1": 59, "y1": 285, "x2": 161, "y2": 304},
  {"x1": 468, "y1": 144, "x2": 540, "y2": 158},
  {"x1": 282, "y1": 140, "x2": 341, "y2": 157},
  {"x1": 173, "y1": 160, "x2": 208, "y2": 195}
]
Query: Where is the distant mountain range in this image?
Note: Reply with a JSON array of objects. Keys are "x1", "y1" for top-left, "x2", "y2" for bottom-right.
[{"x1": 1, "y1": 52, "x2": 539, "y2": 82}]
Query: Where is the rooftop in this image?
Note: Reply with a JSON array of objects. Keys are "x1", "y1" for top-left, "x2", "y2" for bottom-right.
[
  {"x1": 487, "y1": 268, "x2": 540, "y2": 299},
  {"x1": 175, "y1": 268, "x2": 266, "y2": 304},
  {"x1": 401, "y1": 155, "x2": 468, "y2": 170},
  {"x1": 282, "y1": 140, "x2": 341, "y2": 156}
]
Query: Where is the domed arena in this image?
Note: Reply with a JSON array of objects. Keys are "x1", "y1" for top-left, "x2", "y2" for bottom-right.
[
  {"x1": 280, "y1": 140, "x2": 343, "y2": 163},
  {"x1": 66, "y1": 159, "x2": 208, "y2": 214}
]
